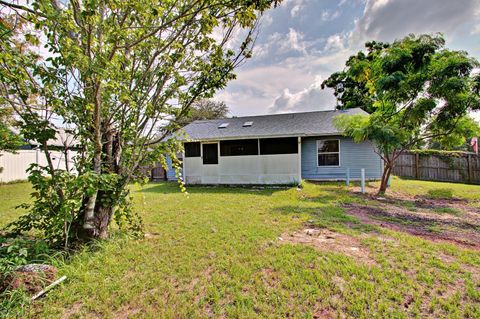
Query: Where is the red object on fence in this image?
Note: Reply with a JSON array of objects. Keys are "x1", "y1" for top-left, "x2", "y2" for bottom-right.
[{"x1": 471, "y1": 137, "x2": 478, "y2": 154}]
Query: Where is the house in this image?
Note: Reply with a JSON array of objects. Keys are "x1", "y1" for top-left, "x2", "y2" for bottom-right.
[{"x1": 166, "y1": 108, "x2": 383, "y2": 185}]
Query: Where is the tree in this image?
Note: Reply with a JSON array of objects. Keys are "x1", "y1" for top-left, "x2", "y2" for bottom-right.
[
  {"x1": 177, "y1": 99, "x2": 229, "y2": 126},
  {"x1": 324, "y1": 34, "x2": 480, "y2": 194},
  {"x1": 0, "y1": 106, "x2": 23, "y2": 153},
  {"x1": 0, "y1": 0, "x2": 280, "y2": 245},
  {"x1": 426, "y1": 116, "x2": 480, "y2": 151}
]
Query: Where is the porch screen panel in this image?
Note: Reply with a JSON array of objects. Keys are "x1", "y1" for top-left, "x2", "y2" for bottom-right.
[
  {"x1": 184, "y1": 142, "x2": 201, "y2": 157},
  {"x1": 220, "y1": 139, "x2": 258, "y2": 156},
  {"x1": 260, "y1": 137, "x2": 298, "y2": 155}
]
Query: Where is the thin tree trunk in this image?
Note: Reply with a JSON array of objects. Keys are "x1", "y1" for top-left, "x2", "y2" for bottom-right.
[
  {"x1": 378, "y1": 164, "x2": 392, "y2": 194},
  {"x1": 83, "y1": 80, "x2": 103, "y2": 234}
]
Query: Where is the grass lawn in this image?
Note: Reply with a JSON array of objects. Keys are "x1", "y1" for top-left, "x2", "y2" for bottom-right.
[
  {"x1": 1, "y1": 178, "x2": 480, "y2": 318},
  {"x1": 374, "y1": 176, "x2": 480, "y2": 200},
  {"x1": 0, "y1": 182, "x2": 32, "y2": 228}
]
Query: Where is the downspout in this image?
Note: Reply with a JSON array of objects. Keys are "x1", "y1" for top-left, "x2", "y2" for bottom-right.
[{"x1": 297, "y1": 136, "x2": 302, "y2": 185}]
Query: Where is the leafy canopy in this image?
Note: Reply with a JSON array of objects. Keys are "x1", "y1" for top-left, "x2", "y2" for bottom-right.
[
  {"x1": 0, "y1": 0, "x2": 280, "y2": 243},
  {"x1": 177, "y1": 99, "x2": 229, "y2": 126},
  {"x1": 325, "y1": 34, "x2": 480, "y2": 192}
]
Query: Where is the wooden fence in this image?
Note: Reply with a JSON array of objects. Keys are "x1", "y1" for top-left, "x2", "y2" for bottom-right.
[{"x1": 392, "y1": 151, "x2": 480, "y2": 184}]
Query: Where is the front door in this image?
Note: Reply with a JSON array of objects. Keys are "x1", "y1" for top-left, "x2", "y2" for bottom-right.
[{"x1": 202, "y1": 143, "x2": 219, "y2": 183}]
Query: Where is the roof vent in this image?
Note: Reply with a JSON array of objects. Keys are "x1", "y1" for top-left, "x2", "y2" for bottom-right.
[
  {"x1": 218, "y1": 123, "x2": 229, "y2": 129},
  {"x1": 243, "y1": 121, "x2": 253, "y2": 127}
]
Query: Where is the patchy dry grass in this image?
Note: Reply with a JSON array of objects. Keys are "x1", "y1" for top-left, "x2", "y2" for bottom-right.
[{"x1": 2, "y1": 179, "x2": 480, "y2": 318}]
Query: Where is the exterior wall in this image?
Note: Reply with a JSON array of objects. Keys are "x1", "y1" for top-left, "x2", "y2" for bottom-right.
[
  {"x1": 166, "y1": 156, "x2": 178, "y2": 181},
  {"x1": 182, "y1": 143, "x2": 300, "y2": 185},
  {"x1": 0, "y1": 150, "x2": 78, "y2": 182},
  {"x1": 301, "y1": 136, "x2": 383, "y2": 180}
]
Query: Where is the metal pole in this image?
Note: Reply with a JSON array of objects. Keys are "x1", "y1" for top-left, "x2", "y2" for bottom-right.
[
  {"x1": 361, "y1": 168, "x2": 365, "y2": 194},
  {"x1": 346, "y1": 168, "x2": 350, "y2": 186}
]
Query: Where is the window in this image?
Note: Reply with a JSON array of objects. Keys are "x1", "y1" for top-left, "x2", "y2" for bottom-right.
[
  {"x1": 220, "y1": 139, "x2": 258, "y2": 156},
  {"x1": 218, "y1": 123, "x2": 229, "y2": 129},
  {"x1": 184, "y1": 142, "x2": 200, "y2": 157},
  {"x1": 202, "y1": 143, "x2": 218, "y2": 164},
  {"x1": 243, "y1": 121, "x2": 253, "y2": 127},
  {"x1": 317, "y1": 139, "x2": 340, "y2": 166},
  {"x1": 260, "y1": 137, "x2": 298, "y2": 155}
]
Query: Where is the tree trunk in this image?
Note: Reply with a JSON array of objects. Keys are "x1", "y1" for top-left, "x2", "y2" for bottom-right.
[
  {"x1": 378, "y1": 163, "x2": 392, "y2": 195},
  {"x1": 93, "y1": 204, "x2": 113, "y2": 239}
]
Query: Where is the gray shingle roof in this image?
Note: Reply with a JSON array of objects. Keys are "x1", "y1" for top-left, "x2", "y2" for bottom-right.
[{"x1": 181, "y1": 108, "x2": 367, "y2": 141}]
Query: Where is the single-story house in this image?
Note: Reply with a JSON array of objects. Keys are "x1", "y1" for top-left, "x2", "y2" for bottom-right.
[{"x1": 165, "y1": 108, "x2": 383, "y2": 185}]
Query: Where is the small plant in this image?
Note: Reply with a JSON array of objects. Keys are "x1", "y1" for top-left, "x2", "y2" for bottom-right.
[
  {"x1": 427, "y1": 188, "x2": 454, "y2": 199},
  {"x1": 0, "y1": 238, "x2": 51, "y2": 279}
]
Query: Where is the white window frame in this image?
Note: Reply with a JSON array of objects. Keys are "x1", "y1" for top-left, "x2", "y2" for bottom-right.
[{"x1": 316, "y1": 139, "x2": 341, "y2": 167}]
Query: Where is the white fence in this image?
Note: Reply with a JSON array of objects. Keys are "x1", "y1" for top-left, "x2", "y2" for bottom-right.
[{"x1": 0, "y1": 150, "x2": 78, "y2": 182}]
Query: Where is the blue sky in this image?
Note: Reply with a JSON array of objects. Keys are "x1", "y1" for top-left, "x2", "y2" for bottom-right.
[{"x1": 215, "y1": 0, "x2": 480, "y2": 118}]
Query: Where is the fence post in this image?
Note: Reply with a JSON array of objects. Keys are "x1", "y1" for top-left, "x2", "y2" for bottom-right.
[
  {"x1": 415, "y1": 153, "x2": 420, "y2": 179},
  {"x1": 468, "y1": 154, "x2": 473, "y2": 184},
  {"x1": 361, "y1": 168, "x2": 365, "y2": 194},
  {"x1": 346, "y1": 168, "x2": 350, "y2": 186}
]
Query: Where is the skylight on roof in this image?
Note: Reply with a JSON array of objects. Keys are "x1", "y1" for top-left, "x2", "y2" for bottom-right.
[
  {"x1": 243, "y1": 121, "x2": 253, "y2": 127},
  {"x1": 218, "y1": 123, "x2": 229, "y2": 129}
]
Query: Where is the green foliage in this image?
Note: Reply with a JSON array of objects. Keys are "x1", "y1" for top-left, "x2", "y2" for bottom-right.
[
  {"x1": 0, "y1": 237, "x2": 52, "y2": 318},
  {"x1": 0, "y1": 0, "x2": 280, "y2": 240},
  {"x1": 177, "y1": 99, "x2": 229, "y2": 126},
  {"x1": 0, "y1": 238, "x2": 51, "y2": 275},
  {"x1": 326, "y1": 34, "x2": 480, "y2": 192},
  {"x1": 0, "y1": 107, "x2": 23, "y2": 153},
  {"x1": 408, "y1": 149, "x2": 473, "y2": 157},
  {"x1": 5, "y1": 165, "x2": 139, "y2": 248},
  {"x1": 427, "y1": 116, "x2": 480, "y2": 150}
]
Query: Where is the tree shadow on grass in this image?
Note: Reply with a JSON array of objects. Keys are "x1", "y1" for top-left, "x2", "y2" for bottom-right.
[{"x1": 138, "y1": 182, "x2": 289, "y2": 196}]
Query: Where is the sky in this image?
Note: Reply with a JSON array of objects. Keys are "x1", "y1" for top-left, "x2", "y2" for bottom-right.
[{"x1": 214, "y1": 0, "x2": 480, "y2": 119}]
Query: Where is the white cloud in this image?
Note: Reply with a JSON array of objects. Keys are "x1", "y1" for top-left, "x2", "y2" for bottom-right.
[
  {"x1": 254, "y1": 28, "x2": 310, "y2": 58},
  {"x1": 350, "y1": 0, "x2": 480, "y2": 45},
  {"x1": 216, "y1": 0, "x2": 480, "y2": 116},
  {"x1": 324, "y1": 34, "x2": 346, "y2": 52},
  {"x1": 269, "y1": 76, "x2": 336, "y2": 113},
  {"x1": 290, "y1": 3, "x2": 304, "y2": 17},
  {"x1": 321, "y1": 9, "x2": 340, "y2": 21}
]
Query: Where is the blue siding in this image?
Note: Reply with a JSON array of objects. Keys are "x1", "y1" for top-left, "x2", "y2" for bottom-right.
[
  {"x1": 165, "y1": 156, "x2": 179, "y2": 181},
  {"x1": 301, "y1": 136, "x2": 382, "y2": 180}
]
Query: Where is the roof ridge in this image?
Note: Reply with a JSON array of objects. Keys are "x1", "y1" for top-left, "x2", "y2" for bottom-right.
[{"x1": 190, "y1": 107, "x2": 362, "y2": 124}]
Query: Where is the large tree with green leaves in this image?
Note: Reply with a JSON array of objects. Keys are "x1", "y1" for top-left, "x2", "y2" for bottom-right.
[
  {"x1": 323, "y1": 34, "x2": 480, "y2": 193},
  {"x1": 426, "y1": 115, "x2": 480, "y2": 151},
  {"x1": 0, "y1": 0, "x2": 279, "y2": 245},
  {"x1": 177, "y1": 99, "x2": 229, "y2": 126}
]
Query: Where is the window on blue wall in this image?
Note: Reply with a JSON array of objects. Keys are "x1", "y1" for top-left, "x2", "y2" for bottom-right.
[
  {"x1": 184, "y1": 142, "x2": 200, "y2": 157},
  {"x1": 220, "y1": 139, "x2": 258, "y2": 156},
  {"x1": 317, "y1": 140, "x2": 340, "y2": 166},
  {"x1": 260, "y1": 137, "x2": 298, "y2": 154}
]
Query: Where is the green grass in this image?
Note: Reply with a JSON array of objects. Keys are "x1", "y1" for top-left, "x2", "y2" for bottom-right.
[
  {"x1": 381, "y1": 176, "x2": 480, "y2": 200},
  {"x1": 2, "y1": 180, "x2": 480, "y2": 318},
  {"x1": 0, "y1": 182, "x2": 31, "y2": 228}
]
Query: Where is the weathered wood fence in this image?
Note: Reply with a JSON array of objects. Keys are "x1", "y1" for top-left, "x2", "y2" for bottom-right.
[{"x1": 392, "y1": 151, "x2": 480, "y2": 184}]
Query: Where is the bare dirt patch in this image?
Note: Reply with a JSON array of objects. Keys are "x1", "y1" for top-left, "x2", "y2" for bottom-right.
[
  {"x1": 279, "y1": 228, "x2": 375, "y2": 265},
  {"x1": 343, "y1": 203, "x2": 480, "y2": 249},
  {"x1": 60, "y1": 302, "x2": 83, "y2": 319}
]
